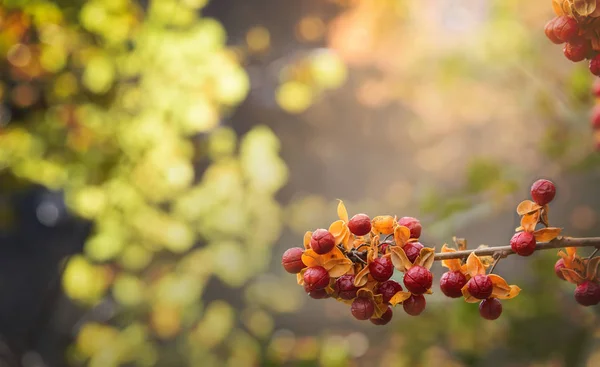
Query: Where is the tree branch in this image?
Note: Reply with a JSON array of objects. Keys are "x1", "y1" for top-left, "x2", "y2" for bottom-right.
[{"x1": 433, "y1": 237, "x2": 600, "y2": 261}]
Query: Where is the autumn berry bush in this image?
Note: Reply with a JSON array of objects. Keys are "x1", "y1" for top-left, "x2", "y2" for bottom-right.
[{"x1": 281, "y1": 178, "x2": 600, "y2": 325}]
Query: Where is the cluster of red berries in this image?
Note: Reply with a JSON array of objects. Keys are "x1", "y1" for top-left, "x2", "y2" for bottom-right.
[
  {"x1": 544, "y1": 15, "x2": 600, "y2": 76},
  {"x1": 554, "y1": 244, "x2": 600, "y2": 307}
]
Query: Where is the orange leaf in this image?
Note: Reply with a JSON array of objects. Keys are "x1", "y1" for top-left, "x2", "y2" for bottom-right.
[
  {"x1": 301, "y1": 249, "x2": 322, "y2": 268},
  {"x1": 516, "y1": 200, "x2": 541, "y2": 216},
  {"x1": 303, "y1": 231, "x2": 312, "y2": 250},
  {"x1": 489, "y1": 274, "x2": 512, "y2": 298},
  {"x1": 320, "y1": 246, "x2": 347, "y2": 262},
  {"x1": 389, "y1": 291, "x2": 412, "y2": 306},
  {"x1": 390, "y1": 246, "x2": 412, "y2": 272},
  {"x1": 495, "y1": 285, "x2": 521, "y2": 300},
  {"x1": 415, "y1": 247, "x2": 435, "y2": 270},
  {"x1": 466, "y1": 253, "x2": 486, "y2": 277},
  {"x1": 354, "y1": 266, "x2": 370, "y2": 288},
  {"x1": 533, "y1": 227, "x2": 561, "y2": 243},
  {"x1": 561, "y1": 268, "x2": 586, "y2": 285},
  {"x1": 336, "y1": 199, "x2": 349, "y2": 223},
  {"x1": 341, "y1": 230, "x2": 352, "y2": 252},
  {"x1": 329, "y1": 220, "x2": 349, "y2": 245},
  {"x1": 372, "y1": 299, "x2": 388, "y2": 319},
  {"x1": 461, "y1": 285, "x2": 480, "y2": 303},
  {"x1": 372, "y1": 215, "x2": 395, "y2": 235},
  {"x1": 553, "y1": 0, "x2": 565, "y2": 15},
  {"x1": 297, "y1": 269, "x2": 307, "y2": 285},
  {"x1": 324, "y1": 258, "x2": 353, "y2": 277},
  {"x1": 520, "y1": 211, "x2": 540, "y2": 232},
  {"x1": 394, "y1": 225, "x2": 411, "y2": 247},
  {"x1": 440, "y1": 244, "x2": 462, "y2": 271},
  {"x1": 586, "y1": 256, "x2": 600, "y2": 280}
]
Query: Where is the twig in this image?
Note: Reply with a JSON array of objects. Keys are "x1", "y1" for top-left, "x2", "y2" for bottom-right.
[
  {"x1": 487, "y1": 253, "x2": 503, "y2": 274},
  {"x1": 587, "y1": 247, "x2": 599, "y2": 260}
]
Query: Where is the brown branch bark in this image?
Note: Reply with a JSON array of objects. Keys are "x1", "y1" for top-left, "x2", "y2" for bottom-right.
[{"x1": 433, "y1": 237, "x2": 600, "y2": 261}]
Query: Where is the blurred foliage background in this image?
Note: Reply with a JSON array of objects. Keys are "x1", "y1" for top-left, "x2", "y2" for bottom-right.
[{"x1": 0, "y1": 0, "x2": 600, "y2": 366}]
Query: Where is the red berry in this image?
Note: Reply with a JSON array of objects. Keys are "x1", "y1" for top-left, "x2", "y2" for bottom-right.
[
  {"x1": 591, "y1": 106, "x2": 600, "y2": 129},
  {"x1": 376, "y1": 280, "x2": 404, "y2": 304},
  {"x1": 310, "y1": 229, "x2": 335, "y2": 254},
  {"x1": 530, "y1": 179, "x2": 556, "y2": 206},
  {"x1": 397, "y1": 217, "x2": 422, "y2": 239},
  {"x1": 403, "y1": 265, "x2": 433, "y2": 295},
  {"x1": 553, "y1": 16, "x2": 579, "y2": 43},
  {"x1": 281, "y1": 247, "x2": 306, "y2": 274},
  {"x1": 466, "y1": 274, "x2": 493, "y2": 300},
  {"x1": 510, "y1": 231, "x2": 537, "y2": 256},
  {"x1": 554, "y1": 258, "x2": 566, "y2": 281},
  {"x1": 592, "y1": 78, "x2": 600, "y2": 97},
  {"x1": 351, "y1": 297, "x2": 375, "y2": 320},
  {"x1": 348, "y1": 213, "x2": 371, "y2": 236},
  {"x1": 370, "y1": 306, "x2": 393, "y2": 325},
  {"x1": 403, "y1": 294, "x2": 426, "y2": 316},
  {"x1": 439, "y1": 271, "x2": 468, "y2": 298},
  {"x1": 544, "y1": 17, "x2": 563, "y2": 44},
  {"x1": 306, "y1": 287, "x2": 330, "y2": 299},
  {"x1": 369, "y1": 256, "x2": 394, "y2": 282},
  {"x1": 479, "y1": 298, "x2": 502, "y2": 320},
  {"x1": 380, "y1": 243, "x2": 390, "y2": 254},
  {"x1": 303, "y1": 266, "x2": 330, "y2": 292},
  {"x1": 574, "y1": 281, "x2": 600, "y2": 306},
  {"x1": 564, "y1": 38, "x2": 591, "y2": 62},
  {"x1": 335, "y1": 274, "x2": 359, "y2": 300},
  {"x1": 591, "y1": 54, "x2": 600, "y2": 76},
  {"x1": 402, "y1": 242, "x2": 424, "y2": 263}
]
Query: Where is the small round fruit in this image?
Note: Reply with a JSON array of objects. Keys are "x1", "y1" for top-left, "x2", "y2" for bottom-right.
[
  {"x1": 335, "y1": 274, "x2": 359, "y2": 300},
  {"x1": 397, "y1": 217, "x2": 422, "y2": 239},
  {"x1": 303, "y1": 266, "x2": 330, "y2": 292},
  {"x1": 591, "y1": 54, "x2": 600, "y2": 76},
  {"x1": 310, "y1": 229, "x2": 335, "y2": 254},
  {"x1": 369, "y1": 256, "x2": 394, "y2": 282},
  {"x1": 307, "y1": 287, "x2": 330, "y2": 299},
  {"x1": 510, "y1": 231, "x2": 537, "y2": 256},
  {"x1": 466, "y1": 274, "x2": 494, "y2": 300},
  {"x1": 591, "y1": 106, "x2": 600, "y2": 129},
  {"x1": 553, "y1": 16, "x2": 579, "y2": 43},
  {"x1": 370, "y1": 306, "x2": 393, "y2": 325},
  {"x1": 439, "y1": 271, "x2": 468, "y2": 298},
  {"x1": 351, "y1": 297, "x2": 375, "y2": 320},
  {"x1": 403, "y1": 294, "x2": 426, "y2": 316},
  {"x1": 530, "y1": 179, "x2": 556, "y2": 206},
  {"x1": 574, "y1": 281, "x2": 600, "y2": 306},
  {"x1": 348, "y1": 213, "x2": 372, "y2": 236},
  {"x1": 564, "y1": 38, "x2": 591, "y2": 62},
  {"x1": 479, "y1": 298, "x2": 502, "y2": 320},
  {"x1": 403, "y1": 265, "x2": 433, "y2": 295},
  {"x1": 554, "y1": 258, "x2": 566, "y2": 281},
  {"x1": 402, "y1": 242, "x2": 424, "y2": 263},
  {"x1": 544, "y1": 17, "x2": 562, "y2": 44},
  {"x1": 281, "y1": 247, "x2": 306, "y2": 273},
  {"x1": 376, "y1": 280, "x2": 404, "y2": 304}
]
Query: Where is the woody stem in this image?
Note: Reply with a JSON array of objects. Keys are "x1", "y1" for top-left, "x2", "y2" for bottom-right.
[
  {"x1": 587, "y1": 248, "x2": 599, "y2": 260},
  {"x1": 433, "y1": 237, "x2": 600, "y2": 261}
]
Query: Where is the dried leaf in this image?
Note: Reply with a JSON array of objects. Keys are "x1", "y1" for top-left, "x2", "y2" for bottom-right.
[
  {"x1": 356, "y1": 287, "x2": 374, "y2": 299},
  {"x1": 342, "y1": 230, "x2": 352, "y2": 252},
  {"x1": 354, "y1": 266, "x2": 370, "y2": 287},
  {"x1": 389, "y1": 291, "x2": 412, "y2": 306},
  {"x1": 476, "y1": 245, "x2": 494, "y2": 268},
  {"x1": 553, "y1": 0, "x2": 565, "y2": 15},
  {"x1": 390, "y1": 246, "x2": 412, "y2": 272},
  {"x1": 561, "y1": 268, "x2": 586, "y2": 284},
  {"x1": 440, "y1": 244, "x2": 462, "y2": 271},
  {"x1": 541, "y1": 205, "x2": 549, "y2": 227},
  {"x1": 453, "y1": 237, "x2": 468, "y2": 251},
  {"x1": 520, "y1": 211, "x2": 540, "y2": 232},
  {"x1": 394, "y1": 225, "x2": 411, "y2": 247},
  {"x1": 297, "y1": 270, "x2": 305, "y2": 285},
  {"x1": 461, "y1": 285, "x2": 480, "y2": 303},
  {"x1": 495, "y1": 285, "x2": 521, "y2": 300},
  {"x1": 533, "y1": 227, "x2": 562, "y2": 242},
  {"x1": 415, "y1": 247, "x2": 435, "y2": 270},
  {"x1": 324, "y1": 259, "x2": 353, "y2": 277},
  {"x1": 329, "y1": 220, "x2": 349, "y2": 245},
  {"x1": 337, "y1": 199, "x2": 349, "y2": 223},
  {"x1": 301, "y1": 249, "x2": 322, "y2": 268},
  {"x1": 320, "y1": 246, "x2": 347, "y2": 262},
  {"x1": 372, "y1": 299, "x2": 388, "y2": 319},
  {"x1": 586, "y1": 256, "x2": 600, "y2": 280},
  {"x1": 489, "y1": 274, "x2": 512, "y2": 298},
  {"x1": 516, "y1": 200, "x2": 541, "y2": 215},
  {"x1": 371, "y1": 215, "x2": 395, "y2": 235},
  {"x1": 573, "y1": 0, "x2": 596, "y2": 16},
  {"x1": 466, "y1": 253, "x2": 486, "y2": 277},
  {"x1": 303, "y1": 231, "x2": 312, "y2": 249}
]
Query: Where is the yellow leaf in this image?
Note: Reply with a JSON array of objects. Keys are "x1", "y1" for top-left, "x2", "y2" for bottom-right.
[
  {"x1": 303, "y1": 231, "x2": 312, "y2": 250},
  {"x1": 342, "y1": 230, "x2": 352, "y2": 252},
  {"x1": 329, "y1": 220, "x2": 349, "y2": 245},
  {"x1": 336, "y1": 199, "x2": 349, "y2": 222},
  {"x1": 390, "y1": 246, "x2": 412, "y2": 272},
  {"x1": 516, "y1": 200, "x2": 541, "y2": 215},
  {"x1": 461, "y1": 285, "x2": 480, "y2": 303},
  {"x1": 372, "y1": 215, "x2": 395, "y2": 235},
  {"x1": 301, "y1": 249, "x2": 322, "y2": 268},
  {"x1": 354, "y1": 266, "x2": 370, "y2": 287},
  {"x1": 324, "y1": 258, "x2": 353, "y2": 277},
  {"x1": 415, "y1": 247, "x2": 435, "y2": 270},
  {"x1": 573, "y1": 0, "x2": 596, "y2": 16},
  {"x1": 441, "y1": 244, "x2": 462, "y2": 271},
  {"x1": 466, "y1": 253, "x2": 486, "y2": 277},
  {"x1": 561, "y1": 268, "x2": 585, "y2": 285},
  {"x1": 394, "y1": 225, "x2": 411, "y2": 247},
  {"x1": 297, "y1": 269, "x2": 306, "y2": 285},
  {"x1": 520, "y1": 211, "x2": 540, "y2": 233},
  {"x1": 389, "y1": 291, "x2": 411, "y2": 306},
  {"x1": 495, "y1": 285, "x2": 521, "y2": 300},
  {"x1": 533, "y1": 227, "x2": 562, "y2": 243}
]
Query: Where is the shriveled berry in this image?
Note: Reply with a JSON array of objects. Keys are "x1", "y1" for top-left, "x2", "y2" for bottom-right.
[
  {"x1": 351, "y1": 297, "x2": 375, "y2": 320},
  {"x1": 564, "y1": 38, "x2": 591, "y2": 62},
  {"x1": 479, "y1": 298, "x2": 502, "y2": 320},
  {"x1": 440, "y1": 271, "x2": 468, "y2": 298},
  {"x1": 370, "y1": 306, "x2": 393, "y2": 325},
  {"x1": 303, "y1": 266, "x2": 330, "y2": 292},
  {"x1": 369, "y1": 256, "x2": 394, "y2": 282},
  {"x1": 591, "y1": 106, "x2": 600, "y2": 129},
  {"x1": 554, "y1": 258, "x2": 566, "y2": 281},
  {"x1": 403, "y1": 265, "x2": 433, "y2": 295},
  {"x1": 403, "y1": 242, "x2": 424, "y2": 263},
  {"x1": 403, "y1": 294, "x2": 426, "y2": 316},
  {"x1": 281, "y1": 247, "x2": 306, "y2": 273},
  {"x1": 310, "y1": 229, "x2": 335, "y2": 254},
  {"x1": 544, "y1": 17, "x2": 562, "y2": 44},
  {"x1": 530, "y1": 179, "x2": 556, "y2": 206},
  {"x1": 348, "y1": 213, "x2": 371, "y2": 236},
  {"x1": 397, "y1": 217, "x2": 422, "y2": 239},
  {"x1": 335, "y1": 274, "x2": 359, "y2": 300},
  {"x1": 466, "y1": 274, "x2": 494, "y2": 300},
  {"x1": 510, "y1": 231, "x2": 537, "y2": 256},
  {"x1": 376, "y1": 280, "x2": 403, "y2": 304},
  {"x1": 574, "y1": 281, "x2": 600, "y2": 306},
  {"x1": 591, "y1": 54, "x2": 600, "y2": 76},
  {"x1": 553, "y1": 16, "x2": 579, "y2": 43}
]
